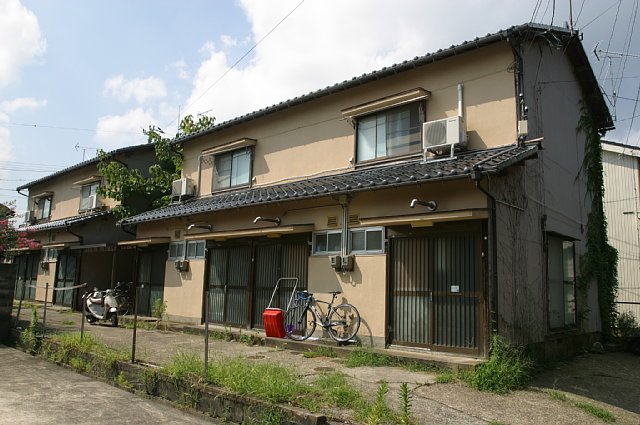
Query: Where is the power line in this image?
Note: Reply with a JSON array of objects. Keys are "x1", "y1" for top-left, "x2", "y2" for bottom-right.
[
  {"x1": 5, "y1": 121, "x2": 142, "y2": 135},
  {"x1": 582, "y1": 1, "x2": 622, "y2": 29},
  {"x1": 165, "y1": 0, "x2": 306, "y2": 128}
]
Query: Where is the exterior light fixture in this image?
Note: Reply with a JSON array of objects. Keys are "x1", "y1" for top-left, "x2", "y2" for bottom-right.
[
  {"x1": 409, "y1": 199, "x2": 437, "y2": 211},
  {"x1": 253, "y1": 216, "x2": 281, "y2": 226}
]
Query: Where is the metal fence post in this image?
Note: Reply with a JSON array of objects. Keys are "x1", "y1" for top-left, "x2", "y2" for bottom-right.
[
  {"x1": 80, "y1": 291, "x2": 86, "y2": 342},
  {"x1": 42, "y1": 283, "x2": 49, "y2": 338},
  {"x1": 204, "y1": 289, "x2": 209, "y2": 378},
  {"x1": 131, "y1": 283, "x2": 140, "y2": 363},
  {"x1": 16, "y1": 277, "x2": 24, "y2": 326}
]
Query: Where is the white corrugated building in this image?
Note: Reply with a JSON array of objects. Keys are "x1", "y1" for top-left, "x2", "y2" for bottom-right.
[{"x1": 602, "y1": 141, "x2": 640, "y2": 321}]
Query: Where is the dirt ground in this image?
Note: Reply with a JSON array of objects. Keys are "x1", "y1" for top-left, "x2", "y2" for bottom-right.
[{"x1": 11, "y1": 305, "x2": 640, "y2": 424}]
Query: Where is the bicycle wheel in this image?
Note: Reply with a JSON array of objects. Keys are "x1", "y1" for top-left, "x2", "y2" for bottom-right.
[
  {"x1": 327, "y1": 303, "x2": 360, "y2": 342},
  {"x1": 284, "y1": 305, "x2": 316, "y2": 341}
]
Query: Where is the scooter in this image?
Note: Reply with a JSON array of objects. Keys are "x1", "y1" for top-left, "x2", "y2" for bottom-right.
[{"x1": 85, "y1": 287, "x2": 119, "y2": 327}]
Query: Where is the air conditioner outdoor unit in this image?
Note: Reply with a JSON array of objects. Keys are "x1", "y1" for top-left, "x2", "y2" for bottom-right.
[
  {"x1": 329, "y1": 255, "x2": 341, "y2": 269},
  {"x1": 88, "y1": 194, "x2": 100, "y2": 210},
  {"x1": 174, "y1": 259, "x2": 190, "y2": 272},
  {"x1": 24, "y1": 210, "x2": 35, "y2": 224},
  {"x1": 422, "y1": 116, "x2": 467, "y2": 158},
  {"x1": 171, "y1": 178, "x2": 195, "y2": 202}
]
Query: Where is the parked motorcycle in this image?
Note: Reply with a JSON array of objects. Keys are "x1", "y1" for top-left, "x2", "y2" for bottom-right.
[{"x1": 85, "y1": 287, "x2": 119, "y2": 327}]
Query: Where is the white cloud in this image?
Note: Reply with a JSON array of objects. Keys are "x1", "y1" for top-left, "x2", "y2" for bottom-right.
[
  {"x1": 180, "y1": 0, "x2": 536, "y2": 123},
  {"x1": 220, "y1": 35, "x2": 239, "y2": 47},
  {"x1": 94, "y1": 108, "x2": 156, "y2": 151},
  {"x1": 103, "y1": 74, "x2": 167, "y2": 104},
  {"x1": 0, "y1": 113, "x2": 12, "y2": 180},
  {"x1": 170, "y1": 60, "x2": 191, "y2": 80},
  {"x1": 0, "y1": 97, "x2": 47, "y2": 113},
  {"x1": 0, "y1": 0, "x2": 46, "y2": 87}
]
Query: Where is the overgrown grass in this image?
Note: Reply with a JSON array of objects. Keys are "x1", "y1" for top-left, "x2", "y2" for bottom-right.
[
  {"x1": 574, "y1": 402, "x2": 616, "y2": 422},
  {"x1": 121, "y1": 320, "x2": 158, "y2": 330},
  {"x1": 435, "y1": 370, "x2": 458, "y2": 384},
  {"x1": 61, "y1": 320, "x2": 75, "y2": 326},
  {"x1": 463, "y1": 335, "x2": 534, "y2": 394},
  {"x1": 303, "y1": 346, "x2": 338, "y2": 358},
  {"x1": 545, "y1": 389, "x2": 616, "y2": 423},
  {"x1": 151, "y1": 298, "x2": 167, "y2": 319},
  {"x1": 345, "y1": 348, "x2": 441, "y2": 373}
]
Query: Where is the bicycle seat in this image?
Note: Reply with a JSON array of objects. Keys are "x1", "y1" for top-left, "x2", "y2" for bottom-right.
[{"x1": 328, "y1": 291, "x2": 342, "y2": 295}]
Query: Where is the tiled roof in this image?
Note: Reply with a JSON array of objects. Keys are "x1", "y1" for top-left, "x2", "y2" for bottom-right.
[
  {"x1": 121, "y1": 144, "x2": 538, "y2": 226},
  {"x1": 21, "y1": 210, "x2": 111, "y2": 232},
  {"x1": 173, "y1": 23, "x2": 611, "y2": 145},
  {"x1": 16, "y1": 144, "x2": 154, "y2": 191}
]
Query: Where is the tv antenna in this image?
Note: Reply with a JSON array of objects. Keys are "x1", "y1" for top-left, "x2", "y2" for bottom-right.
[{"x1": 74, "y1": 143, "x2": 98, "y2": 161}]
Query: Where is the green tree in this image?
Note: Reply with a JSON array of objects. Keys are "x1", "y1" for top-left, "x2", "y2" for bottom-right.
[{"x1": 97, "y1": 114, "x2": 214, "y2": 219}]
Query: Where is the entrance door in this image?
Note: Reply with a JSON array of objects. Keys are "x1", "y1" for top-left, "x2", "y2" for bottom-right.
[
  {"x1": 207, "y1": 244, "x2": 252, "y2": 326},
  {"x1": 136, "y1": 247, "x2": 168, "y2": 316},
  {"x1": 15, "y1": 254, "x2": 38, "y2": 301},
  {"x1": 252, "y1": 240, "x2": 308, "y2": 328},
  {"x1": 54, "y1": 254, "x2": 77, "y2": 307},
  {"x1": 389, "y1": 223, "x2": 484, "y2": 354}
]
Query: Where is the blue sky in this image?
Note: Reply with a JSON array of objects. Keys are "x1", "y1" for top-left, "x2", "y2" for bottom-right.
[{"x1": 1, "y1": 0, "x2": 639, "y2": 214}]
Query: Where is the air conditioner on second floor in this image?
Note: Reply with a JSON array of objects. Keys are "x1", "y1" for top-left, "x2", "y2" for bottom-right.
[
  {"x1": 24, "y1": 210, "x2": 36, "y2": 224},
  {"x1": 422, "y1": 116, "x2": 467, "y2": 158},
  {"x1": 88, "y1": 194, "x2": 101, "y2": 210},
  {"x1": 171, "y1": 178, "x2": 195, "y2": 202}
]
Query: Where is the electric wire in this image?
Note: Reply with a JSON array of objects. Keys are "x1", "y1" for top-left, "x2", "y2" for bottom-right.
[{"x1": 163, "y1": 0, "x2": 306, "y2": 129}]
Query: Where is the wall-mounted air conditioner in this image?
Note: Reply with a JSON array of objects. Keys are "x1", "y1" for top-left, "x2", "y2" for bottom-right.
[
  {"x1": 329, "y1": 255, "x2": 341, "y2": 269},
  {"x1": 340, "y1": 255, "x2": 354, "y2": 272},
  {"x1": 88, "y1": 194, "x2": 100, "y2": 210},
  {"x1": 174, "y1": 259, "x2": 190, "y2": 272},
  {"x1": 171, "y1": 178, "x2": 195, "y2": 202},
  {"x1": 422, "y1": 116, "x2": 467, "y2": 159},
  {"x1": 24, "y1": 210, "x2": 35, "y2": 224}
]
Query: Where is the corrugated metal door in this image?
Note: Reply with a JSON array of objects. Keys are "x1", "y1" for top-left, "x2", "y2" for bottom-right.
[
  {"x1": 252, "y1": 239, "x2": 308, "y2": 328},
  {"x1": 390, "y1": 226, "x2": 483, "y2": 354},
  {"x1": 208, "y1": 245, "x2": 251, "y2": 326},
  {"x1": 15, "y1": 254, "x2": 38, "y2": 301}
]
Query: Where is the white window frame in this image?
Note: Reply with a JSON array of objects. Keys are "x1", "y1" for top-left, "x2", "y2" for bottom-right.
[
  {"x1": 41, "y1": 248, "x2": 58, "y2": 263},
  {"x1": 312, "y1": 230, "x2": 343, "y2": 255},
  {"x1": 356, "y1": 101, "x2": 424, "y2": 163},
  {"x1": 79, "y1": 181, "x2": 100, "y2": 211},
  {"x1": 349, "y1": 227, "x2": 385, "y2": 254},
  {"x1": 212, "y1": 147, "x2": 253, "y2": 191},
  {"x1": 36, "y1": 196, "x2": 52, "y2": 220},
  {"x1": 168, "y1": 240, "x2": 206, "y2": 260}
]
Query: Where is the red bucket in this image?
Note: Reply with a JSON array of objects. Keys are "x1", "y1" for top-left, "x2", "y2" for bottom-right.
[{"x1": 263, "y1": 308, "x2": 286, "y2": 338}]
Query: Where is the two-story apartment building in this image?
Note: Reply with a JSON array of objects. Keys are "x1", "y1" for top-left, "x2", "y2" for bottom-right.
[
  {"x1": 14, "y1": 144, "x2": 164, "y2": 315},
  {"x1": 118, "y1": 23, "x2": 612, "y2": 359}
]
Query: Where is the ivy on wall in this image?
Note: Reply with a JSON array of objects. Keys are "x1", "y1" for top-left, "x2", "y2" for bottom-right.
[{"x1": 577, "y1": 103, "x2": 618, "y2": 341}]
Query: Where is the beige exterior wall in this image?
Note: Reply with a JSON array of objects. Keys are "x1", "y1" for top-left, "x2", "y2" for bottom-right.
[
  {"x1": 163, "y1": 258, "x2": 206, "y2": 323},
  {"x1": 34, "y1": 261, "x2": 56, "y2": 303},
  {"x1": 183, "y1": 42, "x2": 517, "y2": 197}
]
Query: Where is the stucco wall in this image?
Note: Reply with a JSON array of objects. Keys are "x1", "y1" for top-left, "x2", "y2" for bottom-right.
[
  {"x1": 183, "y1": 42, "x2": 517, "y2": 197},
  {"x1": 519, "y1": 35, "x2": 600, "y2": 336},
  {"x1": 164, "y1": 258, "x2": 206, "y2": 323}
]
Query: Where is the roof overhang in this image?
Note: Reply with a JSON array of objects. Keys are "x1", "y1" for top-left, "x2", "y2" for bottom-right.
[
  {"x1": 341, "y1": 88, "x2": 431, "y2": 119},
  {"x1": 117, "y1": 237, "x2": 171, "y2": 247},
  {"x1": 184, "y1": 225, "x2": 314, "y2": 241},
  {"x1": 360, "y1": 209, "x2": 488, "y2": 227}
]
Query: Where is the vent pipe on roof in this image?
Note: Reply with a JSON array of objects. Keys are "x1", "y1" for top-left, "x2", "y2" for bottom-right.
[{"x1": 458, "y1": 83, "x2": 464, "y2": 118}]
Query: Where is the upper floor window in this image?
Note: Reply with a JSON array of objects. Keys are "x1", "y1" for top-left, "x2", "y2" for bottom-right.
[
  {"x1": 356, "y1": 102, "x2": 424, "y2": 162},
  {"x1": 36, "y1": 196, "x2": 52, "y2": 220},
  {"x1": 213, "y1": 147, "x2": 252, "y2": 190},
  {"x1": 79, "y1": 182, "x2": 99, "y2": 211},
  {"x1": 547, "y1": 235, "x2": 576, "y2": 329}
]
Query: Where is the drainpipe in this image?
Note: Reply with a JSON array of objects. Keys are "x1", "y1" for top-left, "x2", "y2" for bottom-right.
[
  {"x1": 458, "y1": 83, "x2": 464, "y2": 118},
  {"x1": 65, "y1": 223, "x2": 83, "y2": 244},
  {"x1": 472, "y1": 173, "x2": 499, "y2": 345},
  {"x1": 118, "y1": 221, "x2": 136, "y2": 237},
  {"x1": 338, "y1": 195, "x2": 350, "y2": 257}
]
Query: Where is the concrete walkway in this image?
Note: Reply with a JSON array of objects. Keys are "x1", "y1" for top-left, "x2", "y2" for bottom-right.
[
  {"x1": 0, "y1": 345, "x2": 228, "y2": 425},
  {"x1": 12, "y1": 304, "x2": 640, "y2": 425}
]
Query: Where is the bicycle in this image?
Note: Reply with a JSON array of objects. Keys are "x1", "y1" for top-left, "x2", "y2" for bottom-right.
[
  {"x1": 284, "y1": 290, "x2": 361, "y2": 342},
  {"x1": 113, "y1": 281, "x2": 133, "y2": 316}
]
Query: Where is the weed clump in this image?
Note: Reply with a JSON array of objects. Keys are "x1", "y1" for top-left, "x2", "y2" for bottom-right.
[{"x1": 464, "y1": 335, "x2": 534, "y2": 394}]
